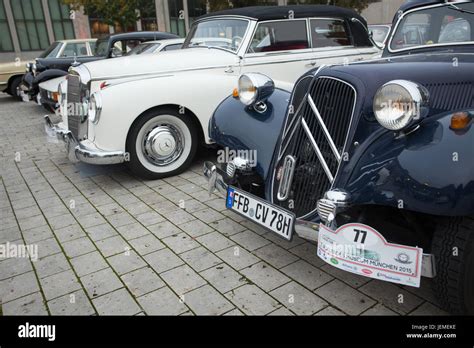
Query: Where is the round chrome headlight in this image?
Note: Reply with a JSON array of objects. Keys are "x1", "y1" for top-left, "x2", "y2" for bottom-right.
[
  {"x1": 88, "y1": 93, "x2": 102, "y2": 124},
  {"x1": 373, "y1": 80, "x2": 429, "y2": 131},
  {"x1": 238, "y1": 73, "x2": 275, "y2": 107}
]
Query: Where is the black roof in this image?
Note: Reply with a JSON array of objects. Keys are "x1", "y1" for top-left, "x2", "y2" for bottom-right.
[
  {"x1": 102, "y1": 31, "x2": 178, "y2": 41},
  {"x1": 198, "y1": 5, "x2": 366, "y2": 24}
]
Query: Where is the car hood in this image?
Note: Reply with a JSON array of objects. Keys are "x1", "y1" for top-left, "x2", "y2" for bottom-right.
[{"x1": 81, "y1": 48, "x2": 239, "y2": 79}]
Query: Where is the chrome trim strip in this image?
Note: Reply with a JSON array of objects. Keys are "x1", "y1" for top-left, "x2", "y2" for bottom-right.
[
  {"x1": 307, "y1": 95, "x2": 341, "y2": 162},
  {"x1": 301, "y1": 118, "x2": 334, "y2": 183},
  {"x1": 277, "y1": 155, "x2": 296, "y2": 201}
]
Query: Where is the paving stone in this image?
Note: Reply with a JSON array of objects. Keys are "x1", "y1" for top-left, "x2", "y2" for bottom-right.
[
  {"x1": 209, "y1": 218, "x2": 245, "y2": 236},
  {"x1": 241, "y1": 262, "x2": 291, "y2": 292},
  {"x1": 22, "y1": 225, "x2": 54, "y2": 244},
  {"x1": 104, "y1": 212, "x2": 134, "y2": 228},
  {"x1": 2, "y1": 292, "x2": 48, "y2": 315},
  {"x1": 270, "y1": 281, "x2": 328, "y2": 315},
  {"x1": 162, "y1": 209, "x2": 196, "y2": 225},
  {"x1": 223, "y1": 308, "x2": 244, "y2": 316},
  {"x1": 35, "y1": 253, "x2": 70, "y2": 279},
  {"x1": 200, "y1": 264, "x2": 248, "y2": 293},
  {"x1": 47, "y1": 214, "x2": 76, "y2": 230},
  {"x1": 205, "y1": 198, "x2": 228, "y2": 212},
  {"x1": 320, "y1": 264, "x2": 371, "y2": 288},
  {"x1": 147, "y1": 221, "x2": 182, "y2": 239},
  {"x1": 192, "y1": 208, "x2": 225, "y2": 224},
  {"x1": 81, "y1": 268, "x2": 123, "y2": 298},
  {"x1": 0, "y1": 271, "x2": 40, "y2": 303},
  {"x1": 137, "y1": 287, "x2": 188, "y2": 315},
  {"x1": 253, "y1": 243, "x2": 299, "y2": 269},
  {"x1": 108, "y1": 250, "x2": 147, "y2": 275},
  {"x1": 35, "y1": 237, "x2": 62, "y2": 259},
  {"x1": 216, "y1": 245, "x2": 260, "y2": 270},
  {"x1": 362, "y1": 304, "x2": 398, "y2": 316},
  {"x1": 226, "y1": 284, "x2": 280, "y2": 315},
  {"x1": 128, "y1": 234, "x2": 165, "y2": 255},
  {"x1": 40, "y1": 269, "x2": 82, "y2": 300},
  {"x1": 269, "y1": 307, "x2": 294, "y2": 316},
  {"x1": 264, "y1": 233, "x2": 306, "y2": 250},
  {"x1": 280, "y1": 260, "x2": 333, "y2": 291},
  {"x1": 92, "y1": 288, "x2": 141, "y2": 315},
  {"x1": 161, "y1": 264, "x2": 207, "y2": 295},
  {"x1": 96, "y1": 235, "x2": 130, "y2": 257},
  {"x1": 163, "y1": 232, "x2": 199, "y2": 254},
  {"x1": 135, "y1": 211, "x2": 165, "y2": 226},
  {"x1": 229, "y1": 230, "x2": 272, "y2": 252},
  {"x1": 314, "y1": 306, "x2": 345, "y2": 316},
  {"x1": 121, "y1": 266, "x2": 166, "y2": 297},
  {"x1": 0, "y1": 256, "x2": 33, "y2": 281},
  {"x1": 47, "y1": 289, "x2": 96, "y2": 315},
  {"x1": 315, "y1": 280, "x2": 376, "y2": 316},
  {"x1": 71, "y1": 251, "x2": 108, "y2": 277},
  {"x1": 144, "y1": 248, "x2": 184, "y2": 274},
  {"x1": 54, "y1": 224, "x2": 86, "y2": 243},
  {"x1": 18, "y1": 214, "x2": 47, "y2": 231},
  {"x1": 288, "y1": 242, "x2": 326, "y2": 267},
  {"x1": 183, "y1": 285, "x2": 234, "y2": 315},
  {"x1": 197, "y1": 231, "x2": 235, "y2": 253},
  {"x1": 180, "y1": 247, "x2": 221, "y2": 272},
  {"x1": 85, "y1": 223, "x2": 118, "y2": 241},
  {"x1": 62, "y1": 237, "x2": 96, "y2": 258},
  {"x1": 359, "y1": 280, "x2": 424, "y2": 315},
  {"x1": 408, "y1": 302, "x2": 449, "y2": 316},
  {"x1": 179, "y1": 219, "x2": 213, "y2": 237}
]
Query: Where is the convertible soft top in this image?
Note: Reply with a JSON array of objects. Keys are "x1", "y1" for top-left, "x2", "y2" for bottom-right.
[{"x1": 198, "y1": 5, "x2": 373, "y2": 47}]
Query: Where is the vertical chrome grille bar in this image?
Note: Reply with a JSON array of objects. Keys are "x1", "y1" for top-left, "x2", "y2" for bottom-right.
[
  {"x1": 301, "y1": 118, "x2": 334, "y2": 183},
  {"x1": 307, "y1": 95, "x2": 342, "y2": 162}
]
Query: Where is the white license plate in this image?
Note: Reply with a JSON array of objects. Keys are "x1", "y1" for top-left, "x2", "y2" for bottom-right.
[
  {"x1": 226, "y1": 186, "x2": 295, "y2": 240},
  {"x1": 317, "y1": 223, "x2": 423, "y2": 287}
]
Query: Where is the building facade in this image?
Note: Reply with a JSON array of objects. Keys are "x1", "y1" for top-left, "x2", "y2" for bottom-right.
[{"x1": 0, "y1": 0, "x2": 405, "y2": 63}]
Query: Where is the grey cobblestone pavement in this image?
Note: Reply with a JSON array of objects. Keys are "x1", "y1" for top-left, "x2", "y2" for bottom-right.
[{"x1": 0, "y1": 94, "x2": 447, "y2": 316}]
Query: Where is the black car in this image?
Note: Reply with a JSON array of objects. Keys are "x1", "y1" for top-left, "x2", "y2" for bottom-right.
[
  {"x1": 204, "y1": 0, "x2": 474, "y2": 314},
  {"x1": 21, "y1": 31, "x2": 178, "y2": 101}
]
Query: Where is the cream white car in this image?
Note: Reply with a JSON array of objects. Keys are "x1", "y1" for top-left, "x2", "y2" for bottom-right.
[{"x1": 46, "y1": 5, "x2": 380, "y2": 179}]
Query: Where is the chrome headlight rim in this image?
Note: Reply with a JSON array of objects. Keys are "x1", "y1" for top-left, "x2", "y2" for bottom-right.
[
  {"x1": 238, "y1": 73, "x2": 275, "y2": 107},
  {"x1": 373, "y1": 80, "x2": 429, "y2": 131},
  {"x1": 88, "y1": 92, "x2": 102, "y2": 124}
]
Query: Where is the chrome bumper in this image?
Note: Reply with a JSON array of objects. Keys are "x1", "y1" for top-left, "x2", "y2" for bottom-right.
[
  {"x1": 44, "y1": 115, "x2": 126, "y2": 165},
  {"x1": 202, "y1": 160, "x2": 436, "y2": 279}
]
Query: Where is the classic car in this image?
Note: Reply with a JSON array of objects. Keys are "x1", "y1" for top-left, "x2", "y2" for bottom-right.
[
  {"x1": 126, "y1": 38, "x2": 185, "y2": 55},
  {"x1": 22, "y1": 32, "x2": 178, "y2": 101},
  {"x1": 45, "y1": 5, "x2": 379, "y2": 179},
  {"x1": 1, "y1": 59, "x2": 32, "y2": 99},
  {"x1": 38, "y1": 39, "x2": 186, "y2": 112},
  {"x1": 203, "y1": 0, "x2": 474, "y2": 314}
]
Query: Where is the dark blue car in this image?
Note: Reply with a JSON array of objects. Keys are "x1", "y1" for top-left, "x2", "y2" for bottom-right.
[{"x1": 204, "y1": 0, "x2": 474, "y2": 315}]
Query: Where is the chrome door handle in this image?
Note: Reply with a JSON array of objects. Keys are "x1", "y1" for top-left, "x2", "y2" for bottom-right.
[
  {"x1": 225, "y1": 66, "x2": 234, "y2": 73},
  {"x1": 306, "y1": 61, "x2": 317, "y2": 67}
]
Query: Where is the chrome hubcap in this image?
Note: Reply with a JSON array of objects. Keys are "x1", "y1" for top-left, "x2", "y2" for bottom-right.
[{"x1": 142, "y1": 123, "x2": 184, "y2": 166}]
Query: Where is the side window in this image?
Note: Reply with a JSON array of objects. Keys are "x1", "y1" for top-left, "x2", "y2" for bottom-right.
[
  {"x1": 439, "y1": 18, "x2": 471, "y2": 43},
  {"x1": 248, "y1": 20, "x2": 309, "y2": 53},
  {"x1": 123, "y1": 39, "x2": 142, "y2": 53},
  {"x1": 311, "y1": 19, "x2": 351, "y2": 48},
  {"x1": 61, "y1": 42, "x2": 89, "y2": 57},
  {"x1": 163, "y1": 43, "x2": 182, "y2": 51}
]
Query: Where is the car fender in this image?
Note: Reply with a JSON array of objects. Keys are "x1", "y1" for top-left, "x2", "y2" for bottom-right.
[
  {"x1": 34, "y1": 69, "x2": 67, "y2": 87},
  {"x1": 89, "y1": 71, "x2": 242, "y2": 152},
  {"x1": 345, "y1": 111, "x2": 474, "y2": 216},
  {"x1": 209, "y1": 88, "x2": 291, "y2": 179}
]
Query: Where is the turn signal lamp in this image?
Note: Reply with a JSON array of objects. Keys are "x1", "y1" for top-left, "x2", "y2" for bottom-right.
[
  {"x1": 450, "y1": 112, "x2": 471, "y2": 130},
  {"x1": 232, "y1": 88, "x2": 239, "y2": 98}
]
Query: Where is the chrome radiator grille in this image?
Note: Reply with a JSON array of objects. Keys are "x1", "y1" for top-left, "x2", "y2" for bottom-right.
[
  {"x1": 67, "y1": 74, "x2": 87, "y2": 140},
  {"x1": 273, "y1": 77, "x2": 356, "y2": 218}
]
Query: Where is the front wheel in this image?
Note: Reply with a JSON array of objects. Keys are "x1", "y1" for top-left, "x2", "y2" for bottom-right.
[
  {"x1": 9, "y1": 76, "x2": 22, "y2": 100},
  {"x1": 126, "y1": 108, "x2": 198, "y2": 179},
  {"x1": 432, "y1": 216, "x2": 474, "y2": 315}
]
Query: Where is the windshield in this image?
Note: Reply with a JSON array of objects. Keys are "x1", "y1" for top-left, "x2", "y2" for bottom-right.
[
  {"x1": 390, "y1": 2, "x2": 474, "y2": 51},
  {"x1": 40, "y1": 42, "x2": 62, "y2": 58},
  {"x1": 94, "y1": 39, "x2": 109, "y2": 56},
  {"x1": 126, "y1": 42, "x2": 161, "y2": 56},
  {"x1": 183, "y1": 19, "x2": 249, "y2": 53}
]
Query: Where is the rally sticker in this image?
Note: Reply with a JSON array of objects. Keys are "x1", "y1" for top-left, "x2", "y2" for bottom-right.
[{"x1": 317, "y1": 223, "x2": 423, "y2": 288}]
